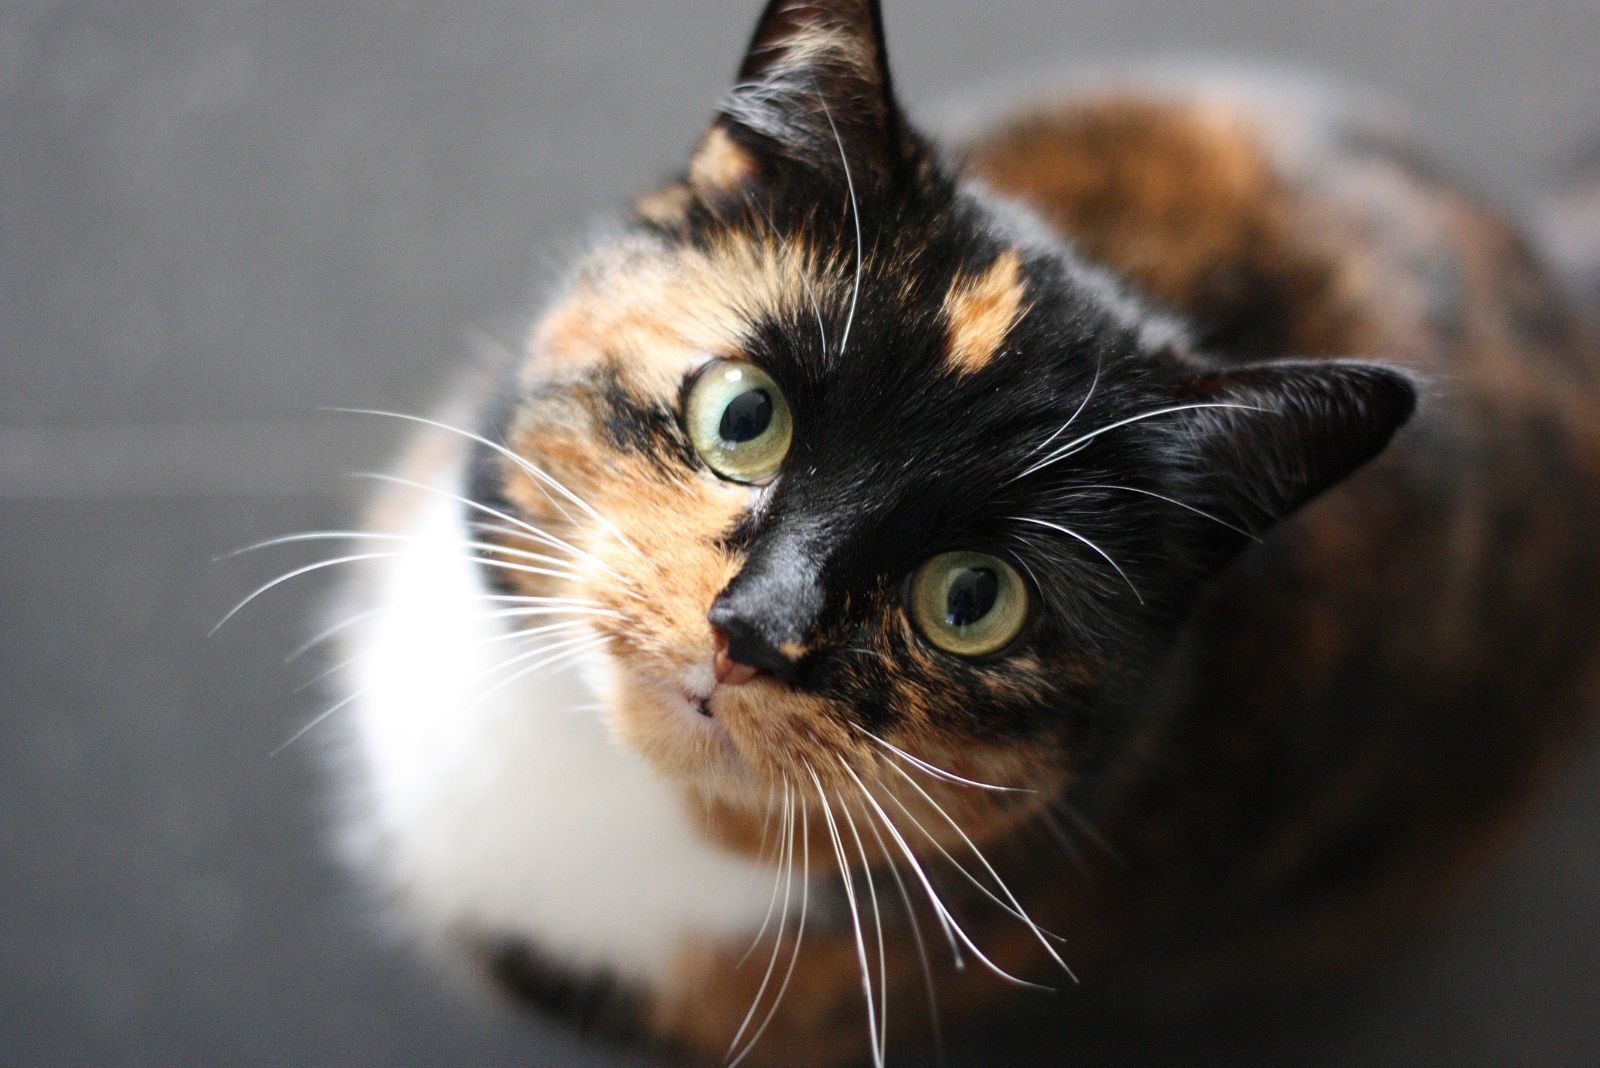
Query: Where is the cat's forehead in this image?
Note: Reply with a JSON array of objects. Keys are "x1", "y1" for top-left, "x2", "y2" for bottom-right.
[
  {"x1": 531, "y1": 203, "x2": 1130, "y2": 402},
  {"x1": 531, "y1": 230, "x2": 843, "y2": 388}
]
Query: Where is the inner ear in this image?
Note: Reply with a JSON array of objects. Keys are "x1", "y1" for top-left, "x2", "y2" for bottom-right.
[
  {"x1": 707, "y1": 0, "x2": 911, "y2": 182},
  {"x1": 1160, "y1": 359, "x2": 1418, "y2": 570}
]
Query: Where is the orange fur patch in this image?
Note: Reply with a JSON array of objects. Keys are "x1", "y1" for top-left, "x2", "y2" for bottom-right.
[
  {"x1": 503, "y1": 227, "x2": 864, "y2": 811},
  {"x1": 529, "y1": 234, "x2": 839, "y2": 392},
  {"x1": 962, "y1": 94, "x2": 1370, "y2": 358},
  {"x1": 943, "y1": 250, "x2": 1027, "y2": 372},
  {"x1": 689, "y1": 127, "x2": 757, "y2": 195},
  {"x1": 635, "y1": 182, "x2": 693, "y2": 226}
]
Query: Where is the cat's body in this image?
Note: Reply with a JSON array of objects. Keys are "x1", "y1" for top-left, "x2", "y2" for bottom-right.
[
  {"x1": 334, "y1": 4, "x2": 1600, "y2": 1065},
  {"x1": 960, "y1": 80, "x2": 1600, "y2": 1006}
]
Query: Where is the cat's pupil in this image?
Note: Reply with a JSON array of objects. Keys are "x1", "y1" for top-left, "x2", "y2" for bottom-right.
[
  {"x1": 946, "y1": 567, "x2": 999, "y2": 628},
  {"x1": 719, "y1": 389, "x2": 773, "y2": 444}
]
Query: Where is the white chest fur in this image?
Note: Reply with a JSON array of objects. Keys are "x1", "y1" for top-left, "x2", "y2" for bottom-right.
[{"x1": 337, "y1": 431, "x2": 781, "y2": 987}]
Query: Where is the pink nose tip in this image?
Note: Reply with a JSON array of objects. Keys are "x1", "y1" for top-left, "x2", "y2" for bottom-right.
[{"x1": 712, "y1": 627, "x2": 763, "y2": 687}]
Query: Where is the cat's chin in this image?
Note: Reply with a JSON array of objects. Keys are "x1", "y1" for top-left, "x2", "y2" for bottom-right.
[{"x1": 599, "y1": 661, "x2": 776, "y2": 806}]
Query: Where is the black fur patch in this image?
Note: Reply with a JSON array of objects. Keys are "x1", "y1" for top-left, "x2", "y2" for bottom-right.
[
  {"x1": 595, "y1": 363, "x2": 698, "y2": 475},
  {"x1": 480, "y1": 937, "x2": 650, "y2": 1044}
]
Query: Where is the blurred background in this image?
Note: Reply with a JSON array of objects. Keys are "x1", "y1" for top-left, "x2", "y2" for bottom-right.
[{"x1": 3, "y1": 1, "x2": 1598, "y2": 1064}]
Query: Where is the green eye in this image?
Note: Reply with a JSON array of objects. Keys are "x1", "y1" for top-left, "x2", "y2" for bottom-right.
[
  {"x1": 684, "y1": 359, "x2": 793, "y2": 484},
  {"x1": 908, "y1": 551, "x2": 1030, "y2": 657}
]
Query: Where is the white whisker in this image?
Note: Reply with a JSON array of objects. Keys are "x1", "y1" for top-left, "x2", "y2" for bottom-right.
[
  {"x1": 1075, "y1": 483, "x2": 1259, "y2": 541},
  {"x1": 216, "y1": 529, "x2": 396, "y2": 561},
  {"x1": 466, "y1": 634, "x2": 614, "y2": 707},
  {"x1": 467, "y1": 520, "x2": 631, "y2": 583},
  {"x1": 727, "y1": 799, "x2": 811, "y2": 1068},
  {"x1": 271, "y1": 686, "x2": 365, "y2": 756},
  {"x1": 333, "y1": 409, "x2": 654, "y2": 567},
  {"x1": 467, "y1": 555, "x2": 596, "y2": 587},
  {"x1": 481, "y1": 593, "x2": 610, "y2": 608},
  {"x1": 755, "y1": 781, "x2": 781, "y2": 865},
  {"x1": 839, "y1": 759, "x2": 1047, "y2": 988},
  {"x1": 216, "y1": 546, "x2": 611, "y2": 636},
  {"x1": 223, "y1": 529, "x2": 604, "y2": 582},
  {"x1": 818, "y1": 95, "x2": 862, "y2": 360},
  {"x1": 1024, "y1": 359, "x2": 1101, "y2": 459},
  {"x1": 1054, "y1": 798, "x2": 1124, "y2": 868},
  {"x1": 295, "y1": 613, "x2": 607, "y2": 697},
  {"x1": 737, "y1": 780, "x2": 791, "y2": 968},
  {"x1": 859, "y1": 769, "x2": 961, "y2": 966},
  {"x1": 877, "y1": 782, "x2": 1065, "y2": 942},
  {"x1": 838, "y1": 792, "x2": 889, "y2": 1067},
  {"x1": 353, "y1": 471, "x2": 562, "y2": 552},
  {"x1": 807, "y1": 764, "x2": 882, "y2": 1068},
  {"x1": 881, "y1": 761, "x2": 1075, "y2": 980},
  {"x1": 480, "y1": 604, "x2": 630, "y2": 624},
  {"x1": 863, "y1": 796, "x2": 945, "y2": 1067},
  {"x1": 854, "y1": 724, "x2": 1032, "y2": 793},
  {"x1": 727, "y1": 780, "x2": 796, "y2": 1058},
  {"x1": 1036, "y1": 808, "x2": 1090, "y2": 875},
  {"x1": 1014, "y1": 402, "x2": 1266, "y2": 482},
  {"x1": 482, "y1": 619, "x2": 597, "y2": 647},
  {"x1": 212, "y1": 551, "x2": 399, "y2": 635},
  {"x1": 467, "y1": 630, "x2": 605, "y2": 691},
  {"x1": 354, "y1": 471, "x2": 567, "y2": 551},
  {"x1": 292, "y1": 652, "x2": 361, "y2": 693},
  {"x1": 1013, "y1": 515, "x2": 1143, "y2": 604},
  {"x1": 286, "y1": 606, "x2": 383, "y2": 662}
]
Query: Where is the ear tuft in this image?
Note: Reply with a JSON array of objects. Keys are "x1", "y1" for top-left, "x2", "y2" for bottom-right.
[
  {"x1": 738, "y1": 0, "x2": 890, "y2": 86},
  {"x1": 1164, "y1": 359, "x2": 1418, "y2": 568},
  {"x1": 714, "y1": 0, "x2": 907, "y2": 176}
]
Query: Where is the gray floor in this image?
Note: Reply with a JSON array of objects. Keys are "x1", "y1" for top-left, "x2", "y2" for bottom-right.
[{"x1": 3, "y1": 2, "x2": 1598, "y2": 1065}]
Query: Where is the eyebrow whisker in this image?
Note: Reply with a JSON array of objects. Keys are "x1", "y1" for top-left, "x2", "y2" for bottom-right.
[{"x1": 1012, "y1": 515, "x2": 1143, "y2": 604}]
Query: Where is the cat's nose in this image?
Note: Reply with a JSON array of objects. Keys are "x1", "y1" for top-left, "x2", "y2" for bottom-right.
[
  {"x1": 708, "y1": 524, "x2": 826, "y2": 686},
  {"x1": 707, "y1": 606, "x2": 805, "y2": 685},
  {"x1": 711, "y1": 627, "x2": 763, "y2": 686}
]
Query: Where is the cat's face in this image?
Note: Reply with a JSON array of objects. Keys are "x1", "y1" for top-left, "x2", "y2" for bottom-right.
[{"x1": 477, "y1": 0, "x2": 1414, "y2": 831}]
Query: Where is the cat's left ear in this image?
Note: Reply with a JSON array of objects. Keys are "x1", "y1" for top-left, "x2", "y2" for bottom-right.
[
  {"x1": 1160, "y1": 359, "x2": 1418, "y2": 570},
  {"x1": 689, "y1": 0, "x2": 913, "y2": 193}
]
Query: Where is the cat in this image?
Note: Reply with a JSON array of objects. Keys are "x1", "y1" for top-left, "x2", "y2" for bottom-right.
[{"x1": 309, "y1": 1, "x2": 1600, "y2": 1064}]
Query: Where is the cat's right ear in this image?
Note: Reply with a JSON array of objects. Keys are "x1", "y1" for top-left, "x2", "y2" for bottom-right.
[
  {"x1": 688, "y1": 0, "x2": 913, "y2": 194},
  {"x1": 1159, "y1": 359, "x2": 1418, "y2": 573}
]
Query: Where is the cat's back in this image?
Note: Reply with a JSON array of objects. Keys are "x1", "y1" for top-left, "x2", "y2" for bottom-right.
[
  {"x1": 959, "y1": 75, "x2": 1596, "y2": 373},
  {"x1": 959, "y1": 75, "x2": 1600, "y2": 994}
]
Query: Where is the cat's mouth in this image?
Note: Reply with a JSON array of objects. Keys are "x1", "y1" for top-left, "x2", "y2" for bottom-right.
[
  {"x1": 671, "y1": 684, "x2": 728, "y2": 726},
  {"x1": 664, "y1": 660, "x2": 736, "y2": 724},
  {"x1": 683, "y1": 640, "x2": 764, "y2": 719},
  {"x1": 600, "y1": 648, "x2": 830, "y2": 806},
  {"x1": 606, "y1": 659, "x2": 749, "y2": 765}
]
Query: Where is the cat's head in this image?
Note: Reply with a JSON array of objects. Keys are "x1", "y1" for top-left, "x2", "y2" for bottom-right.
[{"x1": 478, "y1": 0, "x2": 1414, "y2": 832}]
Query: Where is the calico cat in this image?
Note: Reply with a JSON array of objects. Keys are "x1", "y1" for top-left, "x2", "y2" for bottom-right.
[{"x1": 321, "y1": 1, "x2": 1600, "y2": 1064}]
